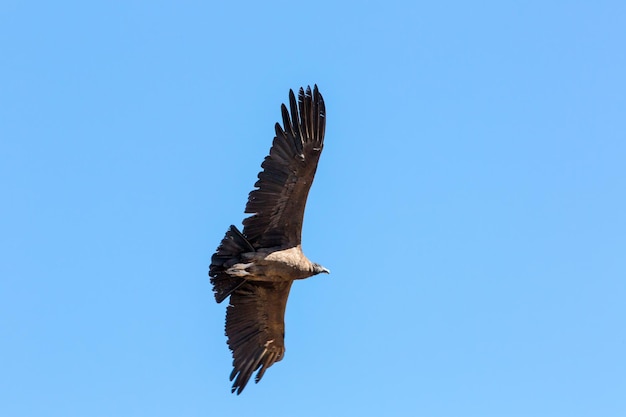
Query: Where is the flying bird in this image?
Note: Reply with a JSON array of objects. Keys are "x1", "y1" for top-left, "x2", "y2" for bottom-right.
[{"x1": 209, "y1": 85, "x2": 329, "y2": 394}]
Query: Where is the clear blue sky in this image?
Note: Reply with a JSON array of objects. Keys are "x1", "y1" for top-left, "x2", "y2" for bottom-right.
[{"x1": 2, "y1": 1, "x2": 625, "y2": 416}]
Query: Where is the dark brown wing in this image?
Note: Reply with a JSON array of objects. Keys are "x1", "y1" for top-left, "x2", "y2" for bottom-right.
[
  {"x1": 226, "y1": 280, "x2": 293, "y2": 394},
  {"x1": 242, "y1": 85, "x2": 326, "y2": 248}
]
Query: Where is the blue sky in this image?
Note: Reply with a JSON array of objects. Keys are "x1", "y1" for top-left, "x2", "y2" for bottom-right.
[{"x1": 1, "y1": 1, "x2": 625, "y2": 416}]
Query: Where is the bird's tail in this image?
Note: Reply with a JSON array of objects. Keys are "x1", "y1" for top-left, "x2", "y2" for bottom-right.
[{"x1": 209, "y1": 225, "x2": 255, "y2": 303}]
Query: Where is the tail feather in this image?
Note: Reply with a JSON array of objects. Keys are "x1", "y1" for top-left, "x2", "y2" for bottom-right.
[{"x1": 210, "y1": 225, "x2": 254, "y2": 303}]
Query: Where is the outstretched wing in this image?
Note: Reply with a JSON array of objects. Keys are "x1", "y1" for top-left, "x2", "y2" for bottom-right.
[
  {"x1": 225, "y1": 281, "x2": 293, "y2": 394},
  {"x1": 242, "y1": 85, "x2": 326, "y2": 248}
]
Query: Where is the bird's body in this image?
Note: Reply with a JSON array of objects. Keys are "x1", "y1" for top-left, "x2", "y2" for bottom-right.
[
  {"x1": 209, "y1": 85, "x2": 328, "y2": 394},
  {"x1": 227, "y1": 245, "x2": 327, "y2": 282}
]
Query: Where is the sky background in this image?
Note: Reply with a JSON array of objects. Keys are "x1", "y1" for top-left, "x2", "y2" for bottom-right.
[{"x1": 1, "y1": 1, "x2": 625, "y2": 416}]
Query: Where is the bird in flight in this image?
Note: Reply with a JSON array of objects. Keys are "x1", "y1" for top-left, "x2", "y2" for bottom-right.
[{"x1": 209, "y1": 85, "x2": 329, "y2": 394}]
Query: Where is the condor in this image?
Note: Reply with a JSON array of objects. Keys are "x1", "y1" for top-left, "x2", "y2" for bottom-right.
[{"x1": 209, "y1": 86, "x2": 329, "y2": 394}]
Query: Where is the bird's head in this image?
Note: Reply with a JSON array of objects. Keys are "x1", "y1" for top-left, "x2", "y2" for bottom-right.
[{"x1": 312, "y1": 263, "x2": 330, "y2": 275}]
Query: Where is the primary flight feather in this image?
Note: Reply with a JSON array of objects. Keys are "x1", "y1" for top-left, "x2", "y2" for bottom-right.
[{"x1": 209, "y1": 85, "x2": 329, "y2": 394}]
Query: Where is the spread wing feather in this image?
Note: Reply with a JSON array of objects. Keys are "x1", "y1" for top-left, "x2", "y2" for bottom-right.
[
  {"x1": 226, "y1": 281, "x2": 293, "y2": 394},
  {"x1": 242, "y1": 85, "x2": 326, "y2": 248}
]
